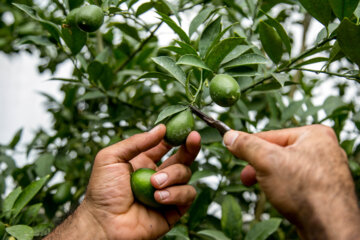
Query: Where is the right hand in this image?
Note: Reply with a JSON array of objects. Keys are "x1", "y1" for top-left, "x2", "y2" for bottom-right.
[{"x1": 224, "y1": 125, "x2": 360, "y2": 240}]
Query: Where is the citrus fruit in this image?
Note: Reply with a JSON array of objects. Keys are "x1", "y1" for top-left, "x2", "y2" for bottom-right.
[
  {"x1": 209, "y1": 74, "x2": 240, "y2": 107},
  {"x1": 66, "y1": 8, "x2": 81, "y2": 26},
  {"x1": 165, "y1": 109, "x2": 195, "y2": 146},
  {"x1": 76, "y1": 5, "x2": 104, "y2": 32},
  {"x1": 131, "y1": 168, "x2": 161, "y2": 208}
]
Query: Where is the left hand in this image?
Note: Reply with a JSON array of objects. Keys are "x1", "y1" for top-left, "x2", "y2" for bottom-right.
[{"x1": 79, "y1": 124, "x2": 201, "y2": 240}]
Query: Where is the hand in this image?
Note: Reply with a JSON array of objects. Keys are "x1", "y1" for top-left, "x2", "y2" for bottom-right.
[
  {"x1": 224, "y1": 125, "x2": 360, "y2": 240},
  {"x1": 45, "y1": 124, "x2": 201, "y2": 240}
]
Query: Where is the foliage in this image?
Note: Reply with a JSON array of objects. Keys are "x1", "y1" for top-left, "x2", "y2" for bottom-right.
[{"x1": 1, "y1": 0, "x2": 360, "y2": 239}]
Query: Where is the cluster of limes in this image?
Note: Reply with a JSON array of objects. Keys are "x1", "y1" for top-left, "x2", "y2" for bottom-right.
[
  {"x1": 131, "y1": 74, "x2": 240, "y2": 208},
  {"x1": 66, "y1": 5, "x2": 104, "y2": 32}
]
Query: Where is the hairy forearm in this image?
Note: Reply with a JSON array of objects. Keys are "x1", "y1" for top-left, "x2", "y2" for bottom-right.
[
  {"x1": 297, "y1": 191, "x2": 360, "y2": 240},
  {"x1": 44, "y1": 203, "x2": 106, "y2": 240}
]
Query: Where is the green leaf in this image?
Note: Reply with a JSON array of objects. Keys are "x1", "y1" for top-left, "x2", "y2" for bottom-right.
[
  {"x1": 0, "y1": 155, "x2": 16, "y2": 175},
  {"x1": 329, "y1": 0, "x2": 359, "y2": 20},
  {"x1": 68, "y1": 0, "x2": 84, "y2": 10},
  {"x1": 3, "y1": 187, "x2": 22, "y2": 214},
  {"x1": 177, "y1": 55, "x2": 212, "y2": 71},
  {"x1": 157, "y1": 12, "x2": 190, "y2": 43},
  {"x1": 223, "y1": 185, "x2": 249, "y2": 193},
  {"x1": 271, "y1": 73, "x2": 289, "y2": 87},
  {"x1": 293, "y1": 57, "x2": 328, "y2": 68},
  {"x1": 12, "y1": 175, "x2": 49, "y2": 218},
  {"x1": 206, "y1": 37, "x2": 244, "y2": 72},
  {"x1": 341, "y1": 138, "x2": 356, "y2": 155},
  {"x1": 224, "y1": 54, "x2": 269, "y2": 68},
  {"x1": 189, "y1": 7, "x2": 214, "y2": 37},
  {"x1": 197, "y1": 229, "x2": 231, "y2": 240},
  {"x1": 21, "y1": 203, "x2": 42, "y2": 225},
  {"x1": 61, "y1": 25, "x2": 87, "y2": 55},
  {"x1": 155, "y1": 105, "x2": 188, "y2": 124},
  {"x1": 175, "y1": 40, "x2": 198, "y2": 55},
  {"x1": 34, "y1": 153, "x2": 54, "y2": 177},
  {"x1": 199, "y1": 17, "x2": 222, "y2": 58},
  {"x1": 259, "y1": 21, "x2": 283, "y2": 64},
  {"x1": 262, "y1": 12, "x2": 292, "y2": 54},
  {"x1": 18, "y1": 36, "x2": 52, "y2": 47},
  {"x1": 77, "y1": 91, "x2": 107, "y2": 102},
  {"x1": 135, "y1": 2, "x2": 154, "y2": 16},
  {"x1": 281, "y1": 100, "x2": 304, "y2": 121},
  {"x1": 298, "y1": 0, "x2": 333, "y2": 26},
  {"x1": 8, "y1": 128, "x2": 23, "y2": 149},
  {"x1": 198, "y1": 127, "x2": 222, "y2": 144},
  {"x1": 138, "y1": 72, "x2": 175, "y2": 81},
  {"x1": 12, "y1": 3, "x2": 61, "y2": 42},
  {"x1": 160, "y1": 0, "x2": 181, "y2": 24},
  {"x1": 6, "y1": 225, "x2": 34, "y2": 240},
  {"x1": 221, "y1": 45, "x2": 253, "y2": 65},
  {"x1": 166, "y1": 225, "x2": 190, "y2": 240},
  {"x1": 188, "y1": 170, "x2": 217, "y2": 184},
  {"x1": 245, "y1": 218, "x2": 282, "y2": 240},
  {"x1": 152, "y1": 56, "x2": 187, "y2": 86},
  {"x1": 323, "y1": 96, "x2": 347, "y2": 115},
  {"x1": 88, "y1": 61, "x2": 115, "y2": 89},
  {"x1": 221, "y1": 195, "x2": 242, "y2": 240},
  {"x1": 336, "y1": 18, "x2": 360, "y2": 67},
  {"x1": 188, "y1": 188, "x2": 213, "y2": 230},
  {"x1": 113, "y1": 23, "x2": 140, "y2": 41}
]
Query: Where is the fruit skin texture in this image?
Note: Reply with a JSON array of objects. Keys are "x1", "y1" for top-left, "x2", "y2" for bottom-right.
[
  {"x1": 165, "y1": 109, "x2": 195, "y2": 146},
  {"x1": 131, "y1": 168, "x2": 161, "y2": 208},
  {"x1": 76, "y1": 5, "x2": 104, "y2": 32},
  {"x1": 66, "y1": 8, "x2": 81, "y2": 26},
  {"x1": 209, "y1": 74, "x2": 240, "y2": 107}
]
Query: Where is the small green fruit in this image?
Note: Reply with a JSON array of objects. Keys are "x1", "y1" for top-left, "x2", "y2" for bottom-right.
[
  {"x1": 165, "y1": 109, "x2": 195, "y2": 146},
  {"x1": 66, "y1": 8, "x2": 81, "y2": 26},
  {"x1": 209, "y1": 74, "x2": 240, "y2": 107},
  {"x1": 76, "y1": 5, "x2": 104, "y2": 32},
  {"x1": 131, "y1": 168, "x2": 161, "y2": 208}
]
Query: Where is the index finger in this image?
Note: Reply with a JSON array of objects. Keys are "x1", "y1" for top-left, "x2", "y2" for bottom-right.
[{"x1": 94, "y1": 124, "x2": 166, "y2": 167}]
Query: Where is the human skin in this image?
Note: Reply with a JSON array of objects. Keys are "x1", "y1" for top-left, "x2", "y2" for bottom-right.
[
  {"x1": 224, "y1": 124, "x2": 360, "y2": 240},
  {"x1": 44, "y1": 124, "x2": 201, "y2": 240}
]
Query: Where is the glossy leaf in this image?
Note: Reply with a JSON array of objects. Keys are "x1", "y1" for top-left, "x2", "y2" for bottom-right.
[
  {"x1": 6, "y1": 225, "x2": 34, "y2": 240},
  {"x1": 224, "y1": 53, "x2": 268, "y2": 68},
  {"x1": 329, "y1": 0, "x2": 359, "y2": 20},
  {"x1": 166, "y1": 225, "x2": 190, "y2": 240},
  {"x1": 259, "y1": 21, "x2": 283, "y2": 64},
  {"x1": 336, "y1": 18, "x2": 360, "y2": 67},
  {"x1": 298, "y1": 0, "x2": 333, "y2": 26},
  {"x1": 221, "y1": 195, "x2": 242, "y2": 240},
  {"x1": 136, "y1": 2, "x2": 153, "y2": 16},
  {"x1": 245, "y1": 218, "x2": 282, "y2": 240},
  {"x1": 155, "y1": 105, "x2": 188, "y2": 124},
  {"x1": 199, "y1": 17, "x2": 221, "y2": 58},
  {"x1": 188, "y1": 188, "x2": 213, "y2": 230},
  {"x1": 198, "y1": 229, "x2": 231, "y2": 240},
  {"x1": 189, "y1": 7, "x2": 214, "y2": 37},
  {"x1": 34, "y1": 153, "x2": 54, "y2": 177},
  {"x1": 206, "y1": 37, "x2": 244, "y2": 72},
  {"x1": 12, "y1": 175, "x2": 49, "y2": 218},
  {"x1": 221, "y1": 45, "x2": 253, "y2": 65},
  {"x1": 3, "y1": 187, "x2": 22, "y2": 215},
  {"x1": 177, "y1": 54, "x2": 212, "y2": 71},
  {"x1": 157, "y1": 12, "x2": 190, "y2": 43},
  {"x1": 152, "y1": 56, "x2": 187, "y2": 86},
  {"x1": 8, "y1": 128, "x2": 23, "y2": 149},
  {"x1": 271, "y1": 73, "x2": 289, "y2": 87},
  {"x1": 61, "y1": 25, "x2": 87, "y2": 55}
]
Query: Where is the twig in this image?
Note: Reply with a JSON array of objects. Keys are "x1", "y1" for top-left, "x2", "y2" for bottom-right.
[
  {"x1": 284, "y1": 67, "x2": 360, "y2": 82},
  {"x1": 114, "y1": 23, "x2": 162, "y2": 73},
  {"x1": 241, "y1": 75, "x2": 273, "y2": 93}
]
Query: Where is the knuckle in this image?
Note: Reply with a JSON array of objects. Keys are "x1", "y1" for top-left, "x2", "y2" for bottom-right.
[{"x1": 95, "y1": 148, "x2": 110, "y2": 161}]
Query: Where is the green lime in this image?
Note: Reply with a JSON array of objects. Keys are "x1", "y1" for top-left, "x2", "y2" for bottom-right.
[
  {"x1": 76, "y1": 5, "x2": 104, "y2": 32},
  {"x1": 209, "y1": 74, "x2": 240, "y2": 107},
  {"x1": 131, "y1": 168, "x2": 161, "y2": 208},
  {"x1": 165, "y1": 109, "x2": 195, "y2": 146},
  {"x1": 66, "y1": 8, "x2": 81, "y2": 26}
]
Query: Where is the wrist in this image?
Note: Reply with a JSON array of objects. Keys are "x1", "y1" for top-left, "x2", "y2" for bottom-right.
[
  {"x1": 297, "y1": 191, "x2": 360, "y2": 240},
  {"x1": 44, "y1": 200, "x2": 107, "y2": 240}
]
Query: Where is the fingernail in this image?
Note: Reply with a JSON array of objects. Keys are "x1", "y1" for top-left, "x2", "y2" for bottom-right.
[
  {"x1": 149, "y1": 125, "x2": 161, "y2": 133},
  {"x1": 224, "y1": 131, "x2": 239, "y2": 146},
  {"x1": 153, "y1": 173, "x2": 168, "y2": 186},
  {"x1": 158, "y1": 190, "x2": 170, "y2": 200}
]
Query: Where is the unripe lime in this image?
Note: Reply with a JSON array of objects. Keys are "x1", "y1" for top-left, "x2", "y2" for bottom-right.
[
  {"x1": 165, "y1": 109, "x2": 195, "y2": 146},
  {"x1": 66, "y1": 8, "x2": 81, "y2": 26},
  {"x1": 209, "y1": 74, "x2": 240, "y2": 107},
  {"x1": 76, "y1": 5, "x2": 104, "y2": 32},
  {"x1": 131, "y1": 168, "x2": 161, "y2": 208}
]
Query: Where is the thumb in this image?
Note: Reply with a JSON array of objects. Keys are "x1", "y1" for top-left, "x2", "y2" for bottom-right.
[{"x1": 224, "y1": 130, "x2": 282, "y2": 172}]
